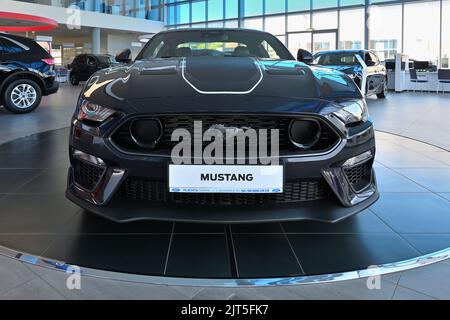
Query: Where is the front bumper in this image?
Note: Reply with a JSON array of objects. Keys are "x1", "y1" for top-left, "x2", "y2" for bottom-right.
[
  {"x1": 66, "y1": 178, "x2": 378, "y2": 223},
  {"x1": 66, "y1": 116, "x2": 378, "y2": 223}
]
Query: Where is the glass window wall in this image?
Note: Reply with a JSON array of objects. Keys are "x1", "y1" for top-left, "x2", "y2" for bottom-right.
[{"x1": 164, "y1": 0, "x2": 449, "y2": 66}]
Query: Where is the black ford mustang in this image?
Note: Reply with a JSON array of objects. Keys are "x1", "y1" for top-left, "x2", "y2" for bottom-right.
[{"x1": 66, "y1": 28, "x2": 378, "y2": 223}]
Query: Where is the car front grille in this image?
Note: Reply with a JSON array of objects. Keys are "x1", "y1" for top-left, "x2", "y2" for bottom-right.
[
  {"x1": 118, "y1": 178, "x2": 328, "y2": 206},
  {"x1": 110, "y1": 114, "x2": 340, "y2": 156},
  {"x1": 344, "y1": 161, "x2": 371, "y2": 191},
  {"x1": 73, "y1": 159, "x2": 105, "y2": 191}
]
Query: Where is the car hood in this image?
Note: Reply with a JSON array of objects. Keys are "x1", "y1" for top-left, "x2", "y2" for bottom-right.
[{"x1": 81, "y1": 57, "x2": 362, "y2": 113}]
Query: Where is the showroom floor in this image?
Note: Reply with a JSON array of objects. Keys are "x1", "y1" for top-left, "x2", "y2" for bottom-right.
[{"x1": 0, "y1": 85, "x2": 449, "y2": 299}]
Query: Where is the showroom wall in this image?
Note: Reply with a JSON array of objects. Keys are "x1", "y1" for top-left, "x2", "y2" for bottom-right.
[{"x1": 165, "y1": 0, "x2": 450, "y2": 67}]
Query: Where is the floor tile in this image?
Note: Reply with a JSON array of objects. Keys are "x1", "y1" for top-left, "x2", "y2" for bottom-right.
[
  {"x1": 0, "y1": 152, "x2": 67, "y2": 169},
  {"x1": 287, "y1": 234, "x2": 420, "y2": 275},
  {"x1": 281, "y1": 209, "x2": 393, "y2": 234},
  {"x1": 392, "y1": 139, "x2": 444, "y2": 153},
  {"x1": 0, "y1": 235, "x2": 54, "y2": 257},
  {"x1": 0, "y1": 194, "x2": 80, "y2": 233},
  {"x1": 369, "y1": 94, "x2": 450, "y2": 150},
  {"x1": 401, "y1": 234, "x2": 450, "y2": 254},
  {"x1": 0, "y1": 136, "x2": 67, "y2": 157},
  {"x1": 425, "y1": 152, "x2": 450, "y2": 166},
  {"x1": 41, "y1": 271, "x2": 188, "y2": 300},
  {"x1": 0, "y1": 135, "x2": 47, "y2": 154},
  {"x1": 381, "y1": 271, "x2": 402, "y2": 284},
  {"x1": 394, "y1": 168, "x2": 450, "y2": 193},
  {"x1": 191, "y1": 288, "x2": 238, "y2": 300},
  {"x1": 284, "y1": 278, "x2": 397, "y2": 300},
  {"x1": 392, "y1": 285, "x2": 437, "y2": 300},
  {"x1": 232, "y1": 234, "x2": 303, "y2": 278},
  {"x1": 228, "y1": 286, "x2": 308, "y2": 300},
  {"x1": 173, "y1": 223, "x2": 225, "y2": 234},
  {"x1": 375, "y1": 140, "x2": 408, "y2": 152},
  {"x1": 43, "y1": 235, "x2": 171, "y2": 275},
  {"x1": 370, "y1": 193, "x2": 450, "y2": 233},
  {"x1": 165, "y1": 234, "x2": 231, "y2": 278},
  {"x1": 15, "y1": 166, "x2": 70, "y2": 194},
  {"x1": 169, "y1": 286, "x2": 204, "y2": 299},
  {"x1": 231, "y1": 223, "x2": 283, "y2": 234},
  {"x1": 0, "y1": 277, "x2": 65, "y2": 300},
  {"x1": 0, "y1": 255, "x2": 37, "y2": 295},
  {"x1": 439, "y1": 193, "x2": 450, "y2": 201},
  {"x1": 191, "y1": 286, "x2": 307, "y2": 300},
  {"x1": 0, "y1": 169, "x2": 42, "y2": 193},
  {"x1": 375, "y1": 150, "x2": 447, "y2": 168},
  {"x1": 397, "y1": 262, "x2": 450, "y2": 299},
  {"x1": 24, "y1": 263, "x2": 53, "y2": 277},
  {"x1": 374, "y1": 166, "x2": 428, "y2": 193}
]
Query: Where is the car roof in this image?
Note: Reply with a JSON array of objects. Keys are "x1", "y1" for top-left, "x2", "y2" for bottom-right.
[
  {"x1": 315, "y1": 49, "x2": 366, "y2": 55},
  {"x1": 157, "y1": 28, "x2": 272, "y2": 35},
  {"x1": 0, "y1": 32, "x2": 35, "y2": 44}
]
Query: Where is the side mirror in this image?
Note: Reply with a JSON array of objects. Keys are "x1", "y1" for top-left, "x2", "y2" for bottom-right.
[
  {"x1": 297, "y1": 49, "x2": 313, "y2": 65},
  {"x1": 366, "y1": 60, "x2": 376, "y2": 67},
  {"x1": 116, "y1": 48, "x2": 132, "y2": 63}
]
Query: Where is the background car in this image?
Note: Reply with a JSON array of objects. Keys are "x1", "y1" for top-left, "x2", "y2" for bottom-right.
[
  {"x1": 0, "y1": 34, "x2": 58, "y2": 114},
  {"x1": 68, "y1": 54, "x2": 119, "y2": 86},
  {"x1": 312, "y1": 50, "x2": 387, "y2": 98}
]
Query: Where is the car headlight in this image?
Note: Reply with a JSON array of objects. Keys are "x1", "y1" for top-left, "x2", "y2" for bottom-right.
[
  {"x1": 77, "y1": 100, "x2": 115, "y2": 123},
  {"x1": 332, "y1": 100, "x2": 368, "y2": 125}
]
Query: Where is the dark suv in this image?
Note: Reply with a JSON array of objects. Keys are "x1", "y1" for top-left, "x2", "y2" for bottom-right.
[
  {"x1": 69, "y1": 54, "x2": 118, "y2": 86},
  {"x1": 0, "y1": 34, "x2": 58, "y2": 114}
]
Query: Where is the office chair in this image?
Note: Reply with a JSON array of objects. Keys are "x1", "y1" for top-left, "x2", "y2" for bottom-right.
[
  {"x1": 437, "y1": 69, "x2": 450, "y2": 94},
  {"x1": 409, "y1": 68, "x2": 429, "y2": 92}
]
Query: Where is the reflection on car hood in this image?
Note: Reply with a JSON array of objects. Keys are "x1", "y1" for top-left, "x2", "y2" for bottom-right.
[
  {"x1": 313, "y1": 65, "x2": 363, "y2": 74},
  {"x1": 81, "y1": 57, "x2": 362, "y2": 112}
]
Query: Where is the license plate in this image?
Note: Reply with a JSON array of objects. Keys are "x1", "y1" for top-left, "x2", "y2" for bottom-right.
[{"x1": 169, "y1": 165, "x2": 283, "y2": 193}]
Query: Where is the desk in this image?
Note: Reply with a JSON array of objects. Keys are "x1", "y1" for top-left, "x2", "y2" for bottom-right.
[{"x1": 387, "y1": 71, "x2": 450, "y2": 92}]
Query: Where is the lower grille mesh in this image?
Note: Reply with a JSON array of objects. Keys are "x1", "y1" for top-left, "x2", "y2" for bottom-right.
[
  {"x1": 344, "y1": 161, "x2": 371, "y2": 190},
  {"x1": 118, "y1": 179, "x2": 328, "y2": 205},
  {"x1": 74, "y1": 159, "x2": 105, "y2": 190}
]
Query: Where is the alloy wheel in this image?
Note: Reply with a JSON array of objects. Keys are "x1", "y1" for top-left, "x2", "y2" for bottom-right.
[{"x1": 10, "y1": 84, "x2": 37, "y2": 109}]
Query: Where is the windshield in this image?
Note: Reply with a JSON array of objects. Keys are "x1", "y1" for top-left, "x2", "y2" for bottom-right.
[
  {"x1": 313, "y1": 52, "x2": 362, "y2": 66},
  {"x1": 137, "y1": 30, "x2": 294, "y2": 60}
]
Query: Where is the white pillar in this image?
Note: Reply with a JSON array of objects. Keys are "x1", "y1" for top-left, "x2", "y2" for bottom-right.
[{"x1": 92, "y1": 27, "x2": 101, "y2": 54}]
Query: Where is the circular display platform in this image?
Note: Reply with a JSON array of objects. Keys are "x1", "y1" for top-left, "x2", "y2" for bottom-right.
[{"x1": 0, "y1": 128, "x2": 449, "y2": 285}]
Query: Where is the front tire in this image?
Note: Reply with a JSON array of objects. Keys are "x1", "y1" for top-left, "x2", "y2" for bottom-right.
[
  {"x1": 70, "y1": 73, "x2": 79, "y2": 86},
  {"x1": 377, "y1": 79, "x2": 387, "y2": 99},
  {"x1": 3, "y1": 79, "x2": 42, "y2": 114}
]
